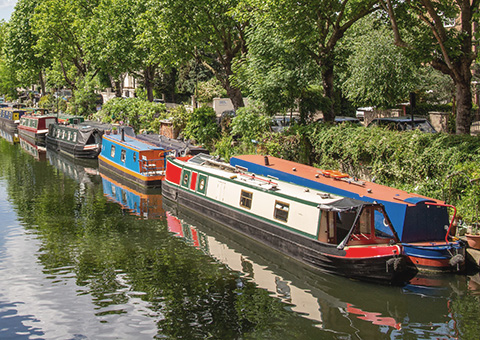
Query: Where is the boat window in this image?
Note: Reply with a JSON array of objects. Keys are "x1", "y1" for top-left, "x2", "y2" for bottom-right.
[
  {"x1": 72, "y1": 132, "x2": 77, "y2": 142},
  {"x1": 121, "y1": 149, "x2": 126, "y2": 163},
  {"x1": 111, "y1": 145, "x2": 115, "y2": 158},
  {"x1": 274, "y1": 201, "x2": 289, "y2": 222},
  {"x1": 239, "y1": 190, "x2": 253, "y2": 209},
  {"x1": 67, "y1": 131, "x2": 71, "y2": 140},
  {"x1": 56, "y1": 129, "x2": 61, "y2": 138},
  {"x1": 133, "y1": 153, "x2": 136, "y2": 162},
  {"x1": 62, "y1": 130, "x2": 66, "y2": 139},
  {"x1": 373, "y1": 208, "x2": 395, "y2": 239}
]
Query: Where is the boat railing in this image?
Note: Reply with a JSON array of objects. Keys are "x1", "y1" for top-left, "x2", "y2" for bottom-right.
[{"x1": 139, "y1": 158, "x2": 167, "y2": 176}]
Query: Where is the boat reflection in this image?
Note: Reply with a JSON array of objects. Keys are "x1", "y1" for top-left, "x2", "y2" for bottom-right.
[
  {"x1": 163, "y1": 200, "x2": 465, "y2": 338},
  {"x1": 0, "y1": 126, "x2": 19, "y2": 144},
  {"x1": 19, "y1": 135, "x2": 46, "y2": 161},
  {"x1": 100, "y1": 171, "x2": 164, "y2": 219},
  {"x1": 47, "y1": 149, "x2": 99, "y2": 185}
]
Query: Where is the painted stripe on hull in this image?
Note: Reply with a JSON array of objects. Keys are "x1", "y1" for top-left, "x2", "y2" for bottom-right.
[{"x1": 99, "y1": 156, "x2": 163, "y2": 188}]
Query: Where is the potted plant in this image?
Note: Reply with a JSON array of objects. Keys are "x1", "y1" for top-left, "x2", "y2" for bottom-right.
[{"x1": 466, "y1": 223, "x2": 480, "y2": 249}]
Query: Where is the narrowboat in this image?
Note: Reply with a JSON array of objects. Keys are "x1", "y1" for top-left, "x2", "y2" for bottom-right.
[
  {"x1": 98, "y1": 128, "x2": 167, "y2": 188},
  {"x1": 99, "y1": 128, "x2": 209, "y2": 188},
  {"x1": 57, "y1": 113, "x2": 85, "y2": 125},
  {"x1": 18, "y1": 114, "x2": 57, "y2": 146},
  {"x1": 162, "y1": 154, "x2": 415, "y2": 284},
  {"x1": 46, "y1": 121, "x2": 112, "y2": 159},
  {"x1": 0, "y1": 107, "x2": 26, "y2": 131},
  {"x1": 101, "y1": 171, "x2": 164, "y2": 219},
  {"x1": 229, "y1": 155, "x2": 466, "y2": 273},
  {"x1": 19, "y1": 135, "x2": 46, "y2": 161}
]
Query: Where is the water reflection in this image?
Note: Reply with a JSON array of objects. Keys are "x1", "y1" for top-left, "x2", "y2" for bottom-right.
[
  {"x1": 0, "y1": 126, "x2": 19, "y2": 144},
  {"x1": 163, "y1": 200, "x2": 469, "y2": 338},
  {"x1": 19, "y1": 136, "x2": 46, "y2": 161}
]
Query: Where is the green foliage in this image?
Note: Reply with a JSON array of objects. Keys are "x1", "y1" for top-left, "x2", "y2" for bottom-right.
[
  {"x1": 182, "y1": 106, "x2": 219, "y2": 148},
  {"x1": 167, "y1": 105, "x2": 190, "y2": 130},
  {"x1": 38, "y1": 94, "x2": 67, "y2": 112},
  {"x1": 340, "y1": 18, "x2": 422, "y2": 108},
  {"x1": 231, "y1": 106, "x2": 271, "y2": 142},
  {"x1": 94, "y1": 97, "x2": 167, "y2": 132},
  {"x1": 67, "y1": 76, "x2": 100, "y2": 116},
  {"x1": 196, "y1": 78, "x2": 227, "y2": 104}
]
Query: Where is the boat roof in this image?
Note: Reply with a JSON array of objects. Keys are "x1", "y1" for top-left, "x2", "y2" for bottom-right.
[
  {"x1": 136, "y1": 134, "x2": 208, "y2": 153},
  {"x1": 104, "y1": 134, "x2": 167, "y2": 151},
  {"x1": 179, "y1": 154, "x2": 374, "y2": 211},
  {"x1": 230, "y1": 155, "x2": 443, "y2": 206}
]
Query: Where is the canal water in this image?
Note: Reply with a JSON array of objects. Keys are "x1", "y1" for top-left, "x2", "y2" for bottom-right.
[{"x1": 1, "y1": 135, "x2": 480, "y2": 340}]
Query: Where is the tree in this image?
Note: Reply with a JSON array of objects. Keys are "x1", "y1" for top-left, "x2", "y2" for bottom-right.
[
  {"x1": 246, "y1": 0, "x2": 382, "y2": 122},
  {"x1": 384, "y1": 0, "x2": 480, "y2": 134},
  {"x1": 338, "y1": 17, "x2": 422, "y2": 108},
  {"x1": 33, "y1": 0, "x2": 100, "y2": 90},
  {"x1": 0, "y1": 20, "x2": 20, "y2": 98},
  {"x1": 148, "y1": 0, "x2": 248, "y2": 109},
  {"x1": 85, "y1": 0, "x2": 140, "y2": 98}
]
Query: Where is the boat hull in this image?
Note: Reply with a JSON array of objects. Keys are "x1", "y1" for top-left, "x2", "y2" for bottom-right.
[
  {"x1": 162, "y1": 180, "x2": 414, "y2": 285},
  {"x1": 46, "y1": 135, "x2": 101, "y2": 159},
  {"x1": 99, "y1": 155, "x2": 163, "y2": 189}
]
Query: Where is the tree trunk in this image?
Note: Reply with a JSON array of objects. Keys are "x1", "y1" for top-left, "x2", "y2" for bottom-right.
[
  {"x1": 144, "y1": 66, "x2": 155, "y2": 102},
  {"x1": 321, "y1": 62, "x2": 335, "y2": 122},
  {"x1": 225, "y1": 84, "x2": 244, "y2": 110},
  {"x1": 455, "y1": 80, "x2": 473, "y2": 134},
  {"x1": 38, "y1": 71, "x2": 46, "y2": 96}
]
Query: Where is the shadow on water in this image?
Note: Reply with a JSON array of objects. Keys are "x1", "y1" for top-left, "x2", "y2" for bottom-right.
[{"x1": 1, "y1": 136, "x2": 480, "y2": 339}]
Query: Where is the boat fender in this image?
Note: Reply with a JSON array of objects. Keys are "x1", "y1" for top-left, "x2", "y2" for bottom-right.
[
  {"x1": 449, "y1": 254, "x2": 465, "y2": 267},
  {"x1": 386, "y1": 257, "x2": 404, "y2": 272}
]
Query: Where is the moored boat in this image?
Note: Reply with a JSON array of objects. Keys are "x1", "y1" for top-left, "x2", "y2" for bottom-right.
[
  {"x1": 18, "y1": 114, "x2": 57, "y2": 146},
  {"x1": 0, "y1": 106, "x2": 26, "y2": 131},
  {"x1": 47, "y1": 121, "x2": 113, "y2": 159},
  {"x1": 163, "y1": 154, "x2": 415, "y2": 284},
  {"x1": 99, "y1": 128, "x2": 209, "y2": 188},
  {"x1": 230, "y1": 155, "x2": 466, "y2": 273}
]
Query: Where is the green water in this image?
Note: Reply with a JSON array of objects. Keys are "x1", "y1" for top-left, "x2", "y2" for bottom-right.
[{"x1": 1, "y1": 135, "x2": 480, "y2": 339}]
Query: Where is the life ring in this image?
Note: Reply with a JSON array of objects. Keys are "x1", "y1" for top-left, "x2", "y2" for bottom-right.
[{"x1": 321, "y1": 170, "x2": 349, "y2": 179}]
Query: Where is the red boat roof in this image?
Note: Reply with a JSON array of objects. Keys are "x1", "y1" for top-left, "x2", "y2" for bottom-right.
[{"x1": 233, "y1": 155, "x2": 443, "y2": 206}]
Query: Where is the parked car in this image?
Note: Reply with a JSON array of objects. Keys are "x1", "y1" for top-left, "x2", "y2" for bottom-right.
[
  {"x1": 271, "y1": 116, "x2": 299, "y2": 132},
  {"x1": 367, "y1": 117, "x2": 437, "y2": 133},
  {"x1": 355, "y1": 107, "x2": 374, "y2": 121},
  {"x1": 316, "y1": 116, "x2": 362, "y2": 125}
]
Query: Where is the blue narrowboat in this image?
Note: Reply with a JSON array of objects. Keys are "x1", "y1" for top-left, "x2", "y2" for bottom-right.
[
  {"x1": 98, "y1": 128, "x2": 168, "y2": 188},
  {"x1": 98, "y1": 128, "x2": 209, "y2": 188},
  {"x1": 0, "y1": 107, "x2": 26, "y2": 131},
  {"x1": 229, "y1": 155, "x2": 466, "y2": 273}
]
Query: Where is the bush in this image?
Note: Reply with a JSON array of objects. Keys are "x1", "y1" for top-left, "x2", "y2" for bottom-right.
[
  {"x1": 93, "y1": 97, "x2": 167, "y2": 132},
  {"x1": 182, "y1": 106, "x2": 219, "y2": 148}
]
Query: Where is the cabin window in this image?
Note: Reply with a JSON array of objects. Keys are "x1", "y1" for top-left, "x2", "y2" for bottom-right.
[
  {"x1": 110, "y1": 145, "x2": 115, "y2": 158},
  {"x1": 239, "y1": 190, "x2": 253, "y2": 209},
  {"x1": 196, "y1": 175, "x2": 208, "y2": 195},
  {"x1": 67, "y1": 131, "x2": 71, "y2": 140},
  {"x1": 72, "y1": 132, "x2": 77, "y2": 142},
  {"x1": 133, "y1": 153, "x2": 137, "y2": 162},
  {"x1": 274, "y1": 201, "x2": 289, "y2": 222},
  {"x1": 56, "y1": 129, "x2": 61, "y2": 138},
  {"x1": 121, "y1": 149, "x2": 126, "y2": 163},
  {"x1": 62, "y1": 130, "x2": 66, "y2": 139}
]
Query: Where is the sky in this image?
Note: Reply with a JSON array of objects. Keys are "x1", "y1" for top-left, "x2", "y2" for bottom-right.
[{"x1": 0, "y1": 0, "x2": 16, "y2": 21}]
